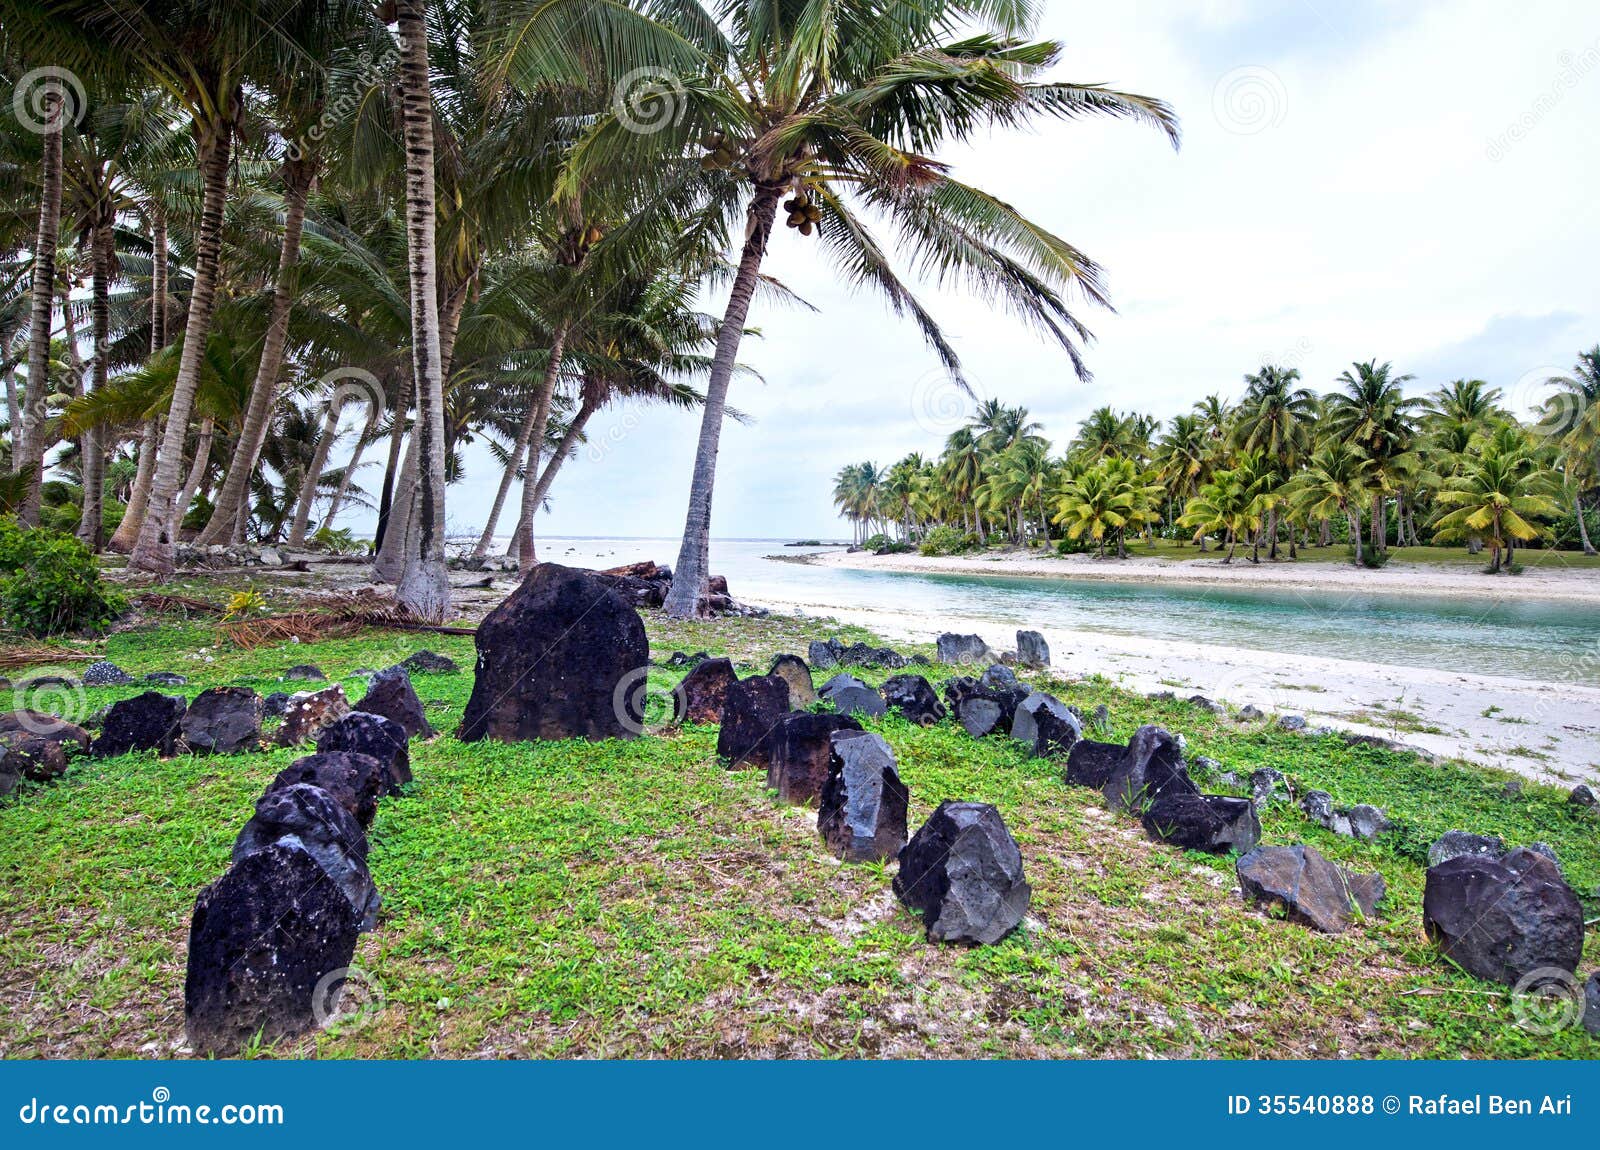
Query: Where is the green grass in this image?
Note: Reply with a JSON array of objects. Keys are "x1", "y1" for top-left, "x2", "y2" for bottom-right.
[{"x1": 1, "y1": 605, "x2": 1596, "y2": 1059}]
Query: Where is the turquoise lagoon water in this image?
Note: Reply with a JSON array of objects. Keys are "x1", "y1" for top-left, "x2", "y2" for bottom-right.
[{"x1": 505, "y1": 537, "x2": 1600, "y2": 687}]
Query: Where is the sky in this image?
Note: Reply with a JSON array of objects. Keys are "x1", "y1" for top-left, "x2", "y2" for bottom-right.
[{"x1": 428, "y1": 0, "x2": 1600, "y2": 543}]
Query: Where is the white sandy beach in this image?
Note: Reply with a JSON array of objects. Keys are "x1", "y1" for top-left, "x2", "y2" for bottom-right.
[
  {"x1": 773, "y1": 549, "x2": 1600, "y2": 784},
  {"x1": 811, "y1": 546, "x2": 1600, "y2": 603}
]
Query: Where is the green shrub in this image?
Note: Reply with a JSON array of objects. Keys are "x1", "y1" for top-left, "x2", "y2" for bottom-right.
[
  {"x1": 0, "y1": 516, "x2": 125, "y2": 636},
  {"x1": 918, "y1": 525, "x2": 972, "y2": 556},
  {"x1": 310, "y1": 525, "x2": 366, "y2": 555}
]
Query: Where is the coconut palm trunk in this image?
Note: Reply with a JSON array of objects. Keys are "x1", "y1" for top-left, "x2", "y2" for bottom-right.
[
  {"x1": 324, "y1": 410, "x2": 374, "y2": 530},
  {"x1": 392, "y1": 0, "x2": 451, "y2": 621},
  {"x1": 663, "y1": 186, "x2": 784, "y2": 617},
  {"x1": 471, "y1": 388, "x2": 546, "y2": 557},
  {"x1": 110, "y1": 204, "x2": 169, "y2": 552},
  {"x1": 198, "y1": 155, "x2": 315, "y2": 545},
  {"x1": 169, "y1": 417, "x2": 214, "y2": 540},
  {"x1": 512, "y1": 322, "x2": 568, "y2": 573},
  {"x1": 78, "y1": 216, "x2": 114, "y2": 550},
  {"x1": 1574, "y1": 493, "x2": 1596, "y2": 556},
  {"x1": 1347, "y1": 508, "x2": 1363, "y2": 566},
  {"x1": 16, "y1": 77, "x2": 64, "y2": 525},
  {"x1": 130, "y1": 111, "x2": 233, "y2": 574},
  {"x1": 288, "y1": 397, "x2": 342, "y2": 546}
]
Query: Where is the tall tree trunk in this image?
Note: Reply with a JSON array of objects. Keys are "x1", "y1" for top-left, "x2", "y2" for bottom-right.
[
  {"x1": 1347, "y1": 508, "x2": 1363, "y2": 567},
  {"x1": 392, "y1": 0, "x2": 451, "y2": 621},
  {"x1": 525, "y1": 394, "x2": 596, "y2": 518},
  {"x1": 372, "y1": 370, "x2": 412, "y2": 553},
  {"x1": 472, "y1": 397, "x2": 542, "y2": 557},
  {"x1": 16, "y1": 77, "x2": 64, "y2": 524},
  {"x1": 374, "y1": 270, "x2": 469, "y2": 572},
  {"x1": 110, "y1": 205, "x2": 169, "y2": 552},
  {"x1": 513, "y1": 323, "x2": 569, "y2": 573},
  {"x1": 170, "y1": 417, "x2": 214, "y2": 541},
  {"x1": 1265, "y1": 505, "x2": 1279, "y2": 560},
  {"x1": 131, "y1": 110, "x2": 233, "y2": 573},
  {"x1": 324, "y1": 415, "x2": 373, "y2": 530},
  {"x1": 663, "y1": 184, "x2": 783, "y2": 617},
  {"x1": 288, "y1": 397, "x2": 342, "y2": 546},
  {"x1": 78, "y1": 216, "x2": 114, "y2": 550},
  {"x1": 198, "y1": 154, "x2": 315, "y2": 545},
  {"x1": 1573, "y1": 493, "x2": 1596, "y2": 556}
]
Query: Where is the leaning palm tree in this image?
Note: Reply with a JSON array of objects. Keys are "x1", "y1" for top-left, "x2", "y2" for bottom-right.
[
  {"x1": 557, "y1": 1, "x2": 1179, "y2": 615},
  {"x1": 1285, "y1": 441, "x2": 1373, "y2": 567}
]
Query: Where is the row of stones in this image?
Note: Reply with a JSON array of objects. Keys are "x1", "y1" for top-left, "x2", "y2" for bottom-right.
[{"x1": 182, "y1": 666, "x2": 436, "y2": 1055}]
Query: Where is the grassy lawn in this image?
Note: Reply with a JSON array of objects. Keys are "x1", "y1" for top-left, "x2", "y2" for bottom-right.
[{"x1": 1, "y1": 606, "x2": 1596, "y2": 1059}]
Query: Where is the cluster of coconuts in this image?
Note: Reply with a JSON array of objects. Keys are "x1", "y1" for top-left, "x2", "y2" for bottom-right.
[
  {"x1": 555, "y1": 224, "x2": 604, "y2": 267},
  {"x1": 785, "y1": 193, "x2": 821, "y2": 235},
  {"x1": 699, "y1": 132, "x2": 738, "y2": 171}
]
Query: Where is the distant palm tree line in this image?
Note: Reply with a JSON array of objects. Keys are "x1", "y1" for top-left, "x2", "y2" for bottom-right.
[{"x1": 833, "y1": 351, "x2": 1600, "y2": 571}]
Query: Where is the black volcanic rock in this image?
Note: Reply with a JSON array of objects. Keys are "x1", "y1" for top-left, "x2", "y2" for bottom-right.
[
  {"x1": 459, "y1": 564, "x2": 649, "y2": 743},
  {"x1": 184, "y1": 842, "x2": 361, "y2": 1056},
  {"x1": 817, "y1": 732, "x2": 909, "y2": 862},
  {"x1": 894, "y1": 801, "x2": 1030, "y2": 945},
  {"x1": 716, "y1": 674, "x2": 790, "y2": 769},
  {"x1": 316, "y1": 711, "x2": 412, "y2": 794},
  {"x1": 90, "y1": 692, "x2": 186, "y2": 758},
  {"x1": 1423, "y1": 847, "x2": 1583, "y2": 985}
]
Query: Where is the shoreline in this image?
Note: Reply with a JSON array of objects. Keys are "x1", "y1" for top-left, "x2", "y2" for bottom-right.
[
  {"x1": 754, "y1": 553, "x2": 1600, "y2": 785},
  {"x1": 804, "y1": 545, "x2": 1600, "y2": 603}
]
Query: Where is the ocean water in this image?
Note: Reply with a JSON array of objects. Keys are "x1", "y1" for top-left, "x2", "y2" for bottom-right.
[{"x1": 489, "y1": 536, "x2": 1600, "y2": 687}]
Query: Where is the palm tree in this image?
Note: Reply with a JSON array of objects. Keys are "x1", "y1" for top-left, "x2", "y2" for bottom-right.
[
  {"x1": 1539, "y1": 348, "x2": 1600, "y2": 556},
  {"x1": 1327, "y1": 359, "x2": 1422, "y2": 554},
  {"x1": 1074, "y1": 406, "x2": 1135, "y2": 463},
  {"x1": 14, "y1": 70, "x2": 66, "y2": 526},
  {"x1": 1432, "y1": 426, "x2": 1560, "y2": 572},
  {"x1": 390, "y1": 0, "x2": 450, "y2": 620},
  {"x1": 1053, "y1": 457, "x2": 1160, "y2": 558},
  {"x1": 1155, "y1": 413, "x2": 1207, "y2": 543},
  {"x1": 583, "y1": 1, "x2": 1182, "y2": 615},
  {"x1": 1234, "y1": 363, "x2": 1315, "y2": 558},
  {"x1": 1178, "y1": 454, "x2": 1269, "y2": 563},
  {"x1": 1286, "y1": 441, "x2": 1373, "y2": 566}
]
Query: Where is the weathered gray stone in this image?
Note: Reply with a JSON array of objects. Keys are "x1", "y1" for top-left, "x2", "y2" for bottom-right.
[
  {"x1": 358, "y1": 666, "x2": 433, "y2": 738},
  {"x1": 1236, "y1": 844, "x2": 1385, "y2": 934},
  {"x1": 275, "y1": 684, "x2": 351, "y2": 747},
  {"x1": 894, "y1": 801, "x2": 1030, "y2": 945},
  {"x1": 881, "y1": 674, "x2": 944, "y2": 726},
  {"x1": 716, "y1": 674, "x2": 790, "y2": 769},
  {"x1": 1428, "y1": 830, "x2": 1506, "y2": 868},
  {"x1": 90, "y1": 692, "x2": 186, "y2": 757},
  {"x1": 957, "y1": 696, "x2": 1004, "y2": 738},
  {"x1": 315, "y1": 711, "x2": 412, "y2": 794},
  {"x1": 1064, "y1": 739, "x2": 1124, "y2": 789},
  {"x1": 1423, "y1": 848, "x2": 1583, "y2": 985},
  {"x1": 1015, "y1": 630, "x2": 1050, "y2": 669},
  {"x1": 817, "y1": 732, "x2": 909, "y2": 862},
  {"x1": 936, "y1": 633, "x2": 990, "y2": 666},
  {"x1": 767, "y1": 655, "x2": 816, "y2": 709}
]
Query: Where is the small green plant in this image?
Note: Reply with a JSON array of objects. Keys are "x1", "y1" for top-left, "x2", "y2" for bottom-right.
[
  {"x1": 220, "y1": 586, "x2": 269, "y2": 622},
  {"x1": 0, "y1": 516, "x2": 126, "y2": 636},
  {"x1": 918, "y1": 525, "x2": 971, "y2": 556},
  {"x1": 310, "y1": 525, "x2": 365, "y2": 555}
]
